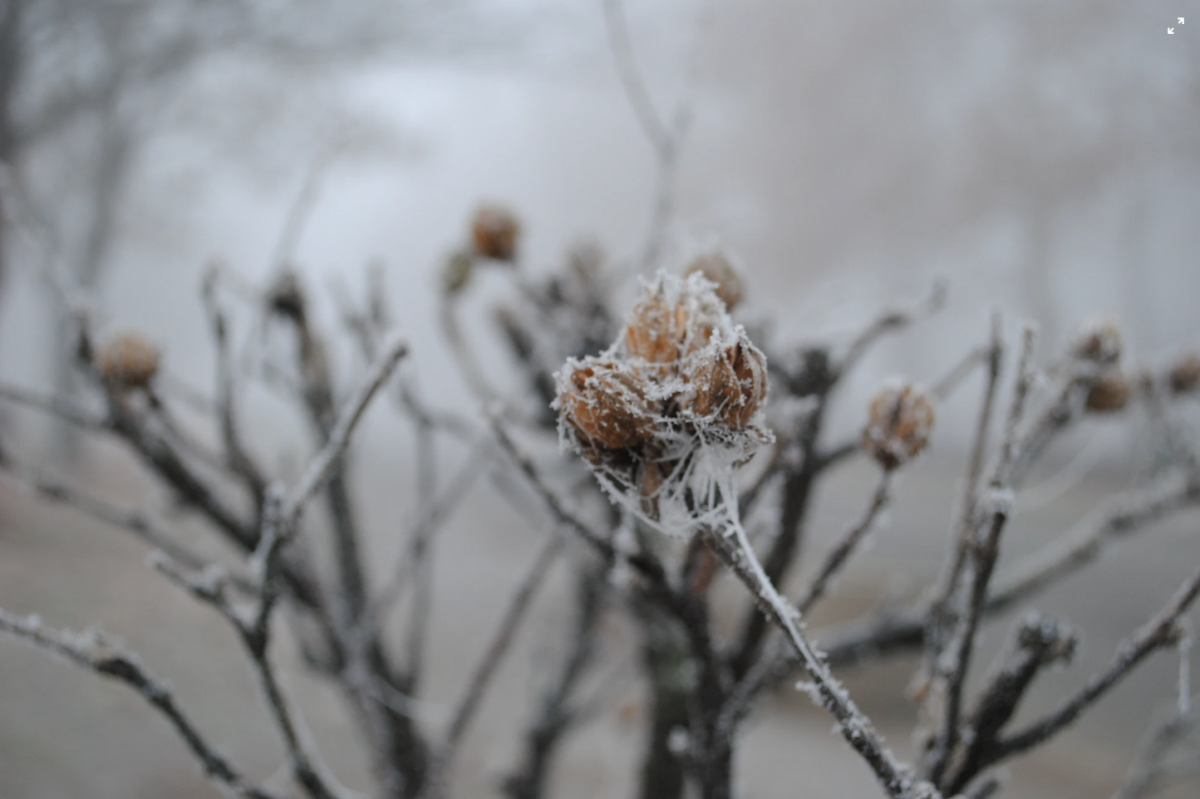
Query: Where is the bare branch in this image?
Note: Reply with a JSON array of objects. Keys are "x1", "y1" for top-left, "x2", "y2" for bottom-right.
[
  {"x1": 283, "y1": 333, "x2": 408, "y2": 521},
  {"x1": 974, "y1": 561, "x2": 1200, "y2": 777},
  {"x1": 926, "y1": 324, "x2": 1036, "y2": 785},
  {"x1": 703, "y1": 525, "x2": 929, "y2": 799},
  {"x1": 0, "y1": 460, "x2": 256, "y2": 595},
  {"x1": 0, "y1": 609, "x2": 286, "y2": 799},
  {"x1": 795, "y1": 470, "x2": 893, "y2": 616}
]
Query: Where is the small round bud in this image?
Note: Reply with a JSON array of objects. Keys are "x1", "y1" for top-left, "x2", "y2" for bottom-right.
[
  {"x1": 1069, "y1": 320, "x2": 1122, "y2": 366},
  {"x1": 442, "y1": 249, "x2": 474, "y2": 294},
  {"x1": 862, "y1": 384, "x2": 935, "y2": 470},
  {"x1": 689, "y1": 340, "x2": 768, "y2": 428},
  {"x1": 559, "y1": 361, "x2": 658, "y2": 449},
  {"x1": 96, "y1": 332, "x2": 160, "y2": 390},
  {"x1": 1085, "y1": 372, "x2": 1131, "y2": 413},
  {"x1": 1167, "y1": 353, "x2": 1200, "y2": 395},
  {"x1": 684, "y1": 251, "x2": 744, "y2": 310},
  {"x1": 471, "y1": 204, "x2": 520, "y2": 262}
]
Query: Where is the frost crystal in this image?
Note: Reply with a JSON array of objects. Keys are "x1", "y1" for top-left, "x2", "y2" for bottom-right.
[{"x1": 554, "y1": 271, "x2": 773, "y2": 538}]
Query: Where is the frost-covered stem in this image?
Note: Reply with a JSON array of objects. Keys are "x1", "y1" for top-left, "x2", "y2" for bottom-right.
[
  {"x1": 945, "y1": 614, "x2": 1077, "y2": 791},
  {"x1": 283, "y1": 333, "x2": 408, "y2": 521},
  {"x1": 0, "y1": 609, "x2": 286, "y2": 799},
  {"x1": 926, "y1": 326, "x2": 1036, "y2": 786},
  {"x1": 163, "y1": 488, "x2": 346, "y2": 799},
  {"x1": 795, "y1": 470, "x2": 893, "y2": 615},
  {"x1": 704, "y1": 526, "x2": 923, "y2": 799},
  {"x1": 927, "y1": 313, "x2": 1003, "y2": 624},
  {"x1": 963, "y1": 560, "x2": 1200, "y2": 786},
  {"x1": 422, "y1": 532, "x2": 564, "y2": 799},
  {"x1": 0, "y1": 461, "x2": 257, "y2": 594},
  {"x1": 988, "y1": 476, "x2": 1200, "y2": 615}
]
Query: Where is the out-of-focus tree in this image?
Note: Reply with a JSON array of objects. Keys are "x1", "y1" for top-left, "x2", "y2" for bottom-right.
[{"x1": 0, "y1": 0, "x2": 513, "y2": 451}]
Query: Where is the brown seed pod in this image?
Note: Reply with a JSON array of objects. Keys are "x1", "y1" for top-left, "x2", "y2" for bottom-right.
[
  {"x1": 559, "y1": 361, "x2": 657, "y2": 449},
  {"x1": 1086, "y1": 371, "x2": 1131, "y2": 413},
  {"x1": 625, "y1": 289, "x2": 689, "y2": 364},
  {"x1": 684, "y1": 251, "x2": 744, "y2": 310},
  {"x1": 688, "y1": 340, "x2": 767, "y2": 428},
  {"x1": 471, "y1": 204, "x2": 520, "y2": 262},
  {"x1": 861, "y1": 384, "x2": 935, "y2": 470},
  {"x1": 1168, "y1": 353, "x2": 1200, "y2": 395},
  {"x1": 96, "y1": 332, "x2": 160, "y2": 390},
  {"x1": 1069, "y1": 320, "x2": 1122, "y2": 366}
]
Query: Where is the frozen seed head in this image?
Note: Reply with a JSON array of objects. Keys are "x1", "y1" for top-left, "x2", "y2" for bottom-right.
[
  {"x1": 96, "y1": 332, "x2": 160, "y2": 390},
  {"x1": 1069, "y1": 320, "x2": 1122, "y2": 366},
  {"x1": 688, "y1": 339, "x2": 768, "y2": 428},
  {"x1": 559, "y1": 360, "x2": 658, "y2": 449},
  {"x1": 684, "y1": 250, "x2": 744, "y2": 310},
  {"x1": 1168, "y1": 353, "x2": 1200, "y2": 395},
  {"x1": 1085, "y1": 371, "x2": 1131, "y2": 413},
  {"x1": 861, "y1": 383, "x2": 935, "y2": 470},
  {"x1": 624, "y1": 287, "x2": 692, "y2": 364},
  {"x1": 471, "y1": 204, "x2": 520, "y2": 262}
]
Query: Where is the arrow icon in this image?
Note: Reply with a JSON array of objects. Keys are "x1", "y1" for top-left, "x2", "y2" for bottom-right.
[
  {"x1": 1169, "y1": 27, "x2": 1175, "y2": 33},
  {"x1": 1179, "y1": 18, "x2": 1185, "y2": 24}
]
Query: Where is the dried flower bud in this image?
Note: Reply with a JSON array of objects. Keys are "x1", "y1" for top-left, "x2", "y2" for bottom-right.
[
  {"x1": 267, "y1": 271, "x2": 307, "y2": 322},
  {"x1": 442, "y1": 249, "x2": 474, "y2": 293},
  {"x1": 471, "y1": 204, "x2": 520, "y2": 262},
  {"x1": 689, "y1": 340, "x2": 768, "y2": 428},
  {"x1": 862, "y1": 384, "x2": 935, "y2": 470},
  {"x1": 625, "y1": 289, "x2": 691, "y2": 364},
  {"x1": 684, "y1": 251, "x2": 744, "y2": 310},
  {"x1": 1167, "y1": 353, "x2": 1200, "y2": 395},
  {"x1": 559, "y1": 361, "x2": 657, "y2": 449},
  {"x1": 96, "y1": 332, "x2": 160, "y2": 390},
  {"x1": 1069, "y1": 320, "x2": 1122, "y2": 366},
  {"x1": 1085, "y1": 371, "x2": 1131, "y2": 413}
]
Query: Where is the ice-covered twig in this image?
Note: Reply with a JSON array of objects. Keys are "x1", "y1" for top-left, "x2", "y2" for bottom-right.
[
  {"x1": 988, "y1": 474, "x2": 1200, "y2": 615},
  {"x1": 0, "y1": 460, "x2": 257, "y2": 594},
  {"x1": 283, "y1": 333, "x2": 408, "y2": 521},
  {"x1": 943, "y1": 613, "x2": 1077, "y2": 791},
  {"x1": 795, "y1": 470, "x2": 893, "y2": 615},
  {"x1": 702, "y1": 525, "x2": 928, "y2": 799},
  {"x1": 0, "y1": 608, "x2": 287, "y2": 799},
  {"x1": 926, "y1": 324, "x2": 1035, "y2": 785},
  {"x1": 966, "y1": 560, "x2": 1200, "y2": 784}
]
